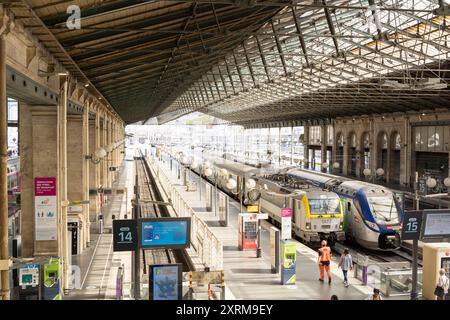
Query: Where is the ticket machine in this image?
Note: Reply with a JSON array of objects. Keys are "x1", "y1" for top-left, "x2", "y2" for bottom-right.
[
  {"x1": 423, "y1": 243, "x2": 450, "y2": 300},
  {"x1": 43, "y1": 258, "x2": 62, "y2": 300},
  {"x1": 281, "y1": 240, "x2": 297, "y2": 285},
  {"x1": 17, "y1": 263, "x2": 41, "y2": 300},
  {"x1": 238, "y1": 214, "x2": 258, "y2": 250}
]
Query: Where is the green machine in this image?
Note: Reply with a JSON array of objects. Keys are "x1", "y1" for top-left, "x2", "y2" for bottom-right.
[
  {"x1": 43, "y1": 257, "x2": 61, "y2": 300},
  {"x1": 281, "y1": 240, "x2": 297, "y2": 285}
]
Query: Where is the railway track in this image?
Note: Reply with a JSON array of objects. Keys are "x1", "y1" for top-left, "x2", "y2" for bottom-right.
[{"x1": 134, "y1": 150, "x2": 186, "y2": 273}]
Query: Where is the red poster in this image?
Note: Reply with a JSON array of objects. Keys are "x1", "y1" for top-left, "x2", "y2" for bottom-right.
[
  {"x1": 281, "y1": 207, "x2": 292, "y2": 218},
  {"x1": 34, "y1": 177, "x2": 57, "y2": 196}
]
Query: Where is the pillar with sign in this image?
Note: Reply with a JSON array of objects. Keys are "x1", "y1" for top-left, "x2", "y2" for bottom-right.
[{"x1": 281, "y1": 208, "x2": 292, "y2": 240}]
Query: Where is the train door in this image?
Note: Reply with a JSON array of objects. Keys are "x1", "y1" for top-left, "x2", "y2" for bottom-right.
[
  {"x1": 296, "y1": 196, "x2": 306, "y2": 237},
  {"x1": 343, "y1": 198, "x2": 360, "y2": 239}
]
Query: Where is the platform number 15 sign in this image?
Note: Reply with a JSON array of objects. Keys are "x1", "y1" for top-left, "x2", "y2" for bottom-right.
[
  {"x1": 401, "y1": 211, "x2": 423, "y2": 241},
  {"x1": 113, "y1": 219, "x2": 138, "y2": 251}
]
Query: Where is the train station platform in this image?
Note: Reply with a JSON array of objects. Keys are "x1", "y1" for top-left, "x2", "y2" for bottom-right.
[
  {"x1": 65, "y1": 159, "x2": 134, "y2": 300},
  {"x1": 150, "y1": 155, "x2": 387, "y2": 300}
]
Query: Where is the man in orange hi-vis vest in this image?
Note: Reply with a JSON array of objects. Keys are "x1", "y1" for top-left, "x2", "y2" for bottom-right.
[{"x1": 318, "y1": 239, "x2": 332, "y2": 284}]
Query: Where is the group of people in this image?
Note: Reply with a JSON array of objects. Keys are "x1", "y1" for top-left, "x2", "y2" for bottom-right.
[
  {"x1": 317, "y1": 239, "x2": 352, "y2": 287},
  {"x1": 318, "y1": 239, "x2": 450, "y2": 301}
]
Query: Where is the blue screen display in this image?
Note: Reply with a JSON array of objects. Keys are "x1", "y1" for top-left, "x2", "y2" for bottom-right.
[
  {"x1": 141, "y1": 221, "x2": 188, "y2": 247},
  {"x1": 152, "y1": 265, "x2": 179, "y2": 300}
]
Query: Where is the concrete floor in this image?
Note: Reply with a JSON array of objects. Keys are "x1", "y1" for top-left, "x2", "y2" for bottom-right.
[
  {"x1": 159, "y1": 158, "x2": 381, "y2": 300},
  {"x1": 66, "y1": 156, "x2": 134, "y2": 300}
]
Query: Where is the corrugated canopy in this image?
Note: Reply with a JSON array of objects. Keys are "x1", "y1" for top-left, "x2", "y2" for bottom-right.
[{"x1": 8, "y1": 0, "x2": 450, "y2": 124}]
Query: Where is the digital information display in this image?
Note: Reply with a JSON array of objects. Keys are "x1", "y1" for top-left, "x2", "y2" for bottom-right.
[
  {"x1": 423, "y1": 210, "x2": 450, "y2": 238},
  {"x1": 149, "y1": 264, "x2": 182, "y2": 300},
  {"x1": 140, "y1": 217, "x2": 191, "y2": 249}
]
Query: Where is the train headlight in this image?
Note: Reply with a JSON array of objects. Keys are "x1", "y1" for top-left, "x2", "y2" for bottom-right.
[
  {"x1": 365, "y1": 220, "x2": 380, "y2": 231},
  {"x1": 339, "y1": 222, "x2": 343, "y2": 230},
  {"x1": 306, "y1": 222, "x2": 311, "y2": 230}
]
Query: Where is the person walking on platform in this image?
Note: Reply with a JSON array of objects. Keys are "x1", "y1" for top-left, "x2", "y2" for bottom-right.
[
  {"x1": 367, "y1": 288, "x2": 382, "y2": 300},
  {"x1": 318, "y1": 239, "x2": 332, "y2": 284},
  {"x1": 338, "y1": 249, "x2": 353, "y2": 287},
  {"x1": 435, "y1": 269, "x2": 449, "y2": 300}
]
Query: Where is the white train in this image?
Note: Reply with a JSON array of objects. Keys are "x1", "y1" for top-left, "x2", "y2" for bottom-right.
[
  {"x1": 189, "y1": 155, "x2": 345, "y2": 246},
  {"x1": 285, "y1": 168, "x2": 403, "y2": 250},
  {"x1": 255, "y1": 174, "x2": 345, "y2": 245}
]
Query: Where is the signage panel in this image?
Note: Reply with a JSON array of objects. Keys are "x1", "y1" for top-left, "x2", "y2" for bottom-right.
[
  {"x1": 401, "y1": 211, "x2": 423, "y2": 241},
  {"x1": 423, "y1": 210, "x2": 450, "y2": 239},
  {"x1": 149, "y1": 264, "x2": 182, "y2": 300},
  {"x1": 140, "y1": 217, "x2": 191, "y2": 249},
  {"x1": 113, "y1": 219, "x2": 138, "y2": 252},
  {"x1": 34, "y1": 177, "x2": 57, "y2": 241},
  {"x1": 281, "y1": 207, "x2": 292, "y2": 240}
]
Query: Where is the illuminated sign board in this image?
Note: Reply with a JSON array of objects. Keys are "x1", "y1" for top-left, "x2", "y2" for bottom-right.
[
  {"x1": 149, "y1": 264, "x2": 182, "y2": 300},
  {"x1": 139, "y1": 217, "x2": 191, "y2": 249},
  {"x1": 422, "y1": 210, "x2": 450, "y2": 239}
]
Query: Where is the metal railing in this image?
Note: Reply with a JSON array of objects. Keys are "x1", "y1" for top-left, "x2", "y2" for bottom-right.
[{"x1": 149, "y1": 157, "x2": 223, "y2": 271}]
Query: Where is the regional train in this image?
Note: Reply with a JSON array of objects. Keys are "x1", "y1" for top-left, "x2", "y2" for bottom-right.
[
  {"x1": 284, "y1": 168, "x2": 403, "y2": 250},
  {"x1": 185, "y1": 154, "x2": 345, "y2": 246},
  {"x1": 154, "y1": 145, "x2": 403, "y2": 250},
  {"x1": 255, "y1": 173, "x2": 345, "y2": 246}
]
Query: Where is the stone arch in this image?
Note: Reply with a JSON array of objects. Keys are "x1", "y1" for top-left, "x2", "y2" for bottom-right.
[
  {"x1": 360, "y1": 131, "x2": 371, "y2": 176},
  {"x1": 347, "y1": 131, "x2": 357, "y2": 176},
  {"x1": 335, "y1": 131, "x2": 344, "y2": 173},
  {"x1": 389, "y1": 131, "x2": 402, "y2": 184},
  {"x1": 376, "y1": 130, "x2": 388, "y2": 180}
]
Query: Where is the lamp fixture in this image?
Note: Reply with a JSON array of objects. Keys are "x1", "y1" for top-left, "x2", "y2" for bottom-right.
[{"x1": 86, "y1": 147, "x2": 107, "y2": 164}]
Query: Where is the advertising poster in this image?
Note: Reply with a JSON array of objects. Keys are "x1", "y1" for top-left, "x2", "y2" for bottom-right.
[
  {"x1": 151, "y1": 265, "x2": 181, "y2": 300},
  {"x1": 141, "y1": 220, "x2": 188, "y2": 247},
  {"x1": 34, "y1": 177, "x2": 57, "y2": 241},
  {"x1": 281, "y1": 208, "x2": 292, "y2": 240}
]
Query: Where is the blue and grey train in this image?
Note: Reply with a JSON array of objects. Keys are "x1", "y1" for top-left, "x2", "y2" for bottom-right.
[{"x1": 284, "y1": 168, "x2": 403, "y2": 250}]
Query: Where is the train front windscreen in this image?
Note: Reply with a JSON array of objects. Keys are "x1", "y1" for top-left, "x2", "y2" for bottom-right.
[
  {"x1": 308, "y1": 197, "x2": 341, "y2": 215},
  {"x1": 366, "y1": 194, "x2": 400, "y2": 225}
]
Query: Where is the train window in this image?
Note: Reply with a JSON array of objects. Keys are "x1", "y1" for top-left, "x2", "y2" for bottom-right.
[{"x1": 347, "y1": 203, "x2": 351, "y2": 211}]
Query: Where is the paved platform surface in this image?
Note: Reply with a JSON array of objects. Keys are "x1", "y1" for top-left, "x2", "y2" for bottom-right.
[
  {"x1": 156, "y1": 156, "x2": 406, "y2": 300},
  {"x1": 65, "y1": 159, "x2": 134, "y2": 300}
]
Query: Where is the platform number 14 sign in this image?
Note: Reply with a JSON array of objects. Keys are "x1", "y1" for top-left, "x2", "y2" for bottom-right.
[
  {"x1": 401, "y1": 211, "x2": 423, "y2": 241},
  {"x1": 113, "y1": 219, "x2": 138, "y2": 251}
]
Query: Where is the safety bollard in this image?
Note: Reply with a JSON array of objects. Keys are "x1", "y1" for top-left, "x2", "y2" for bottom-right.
[
  {"x1": 208, "y1": 283, "x2": 213, "y2": 300},
  {"x1": 362, "y1": 266, "x2": 368, "y2": 285}
]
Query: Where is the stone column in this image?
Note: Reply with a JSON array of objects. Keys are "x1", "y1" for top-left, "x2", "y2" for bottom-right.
[
  {"x1": 89, "y1": 113, "x2": 100, "y2": 225},
  {"x1": 19, "y1": 106, "x2": 60, "y2": 257},
  {"x1": 101, "y1": 114, "x2": 107, "y2": 193},
  {"x1": 321, "y1": 125, "x2": 327, "y2": 172},
  {"x1": 303, "y1": 125, "x2": 309, "y2": 168},
  {"x1": 0, "y1": 29, "x2": 9, "y2": 300},
  {"x1": 331, "y1": 122, "x2": 337, "y2": 169},
  {"x1": 67, "y1": 115, "x2": 86, "y2": 253},
  {"x1": 386, "y1": 133, "x2": 392, "y2": 183},
  {"x1": 82, "y1": 104, "x2": 90, "y2": 245},
  {"x1": 342, "y1": 129, "x2": 349, "y2": 176},
  {"x1": 370, "y1": 120, "x2": 377, "y2": 180}
]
